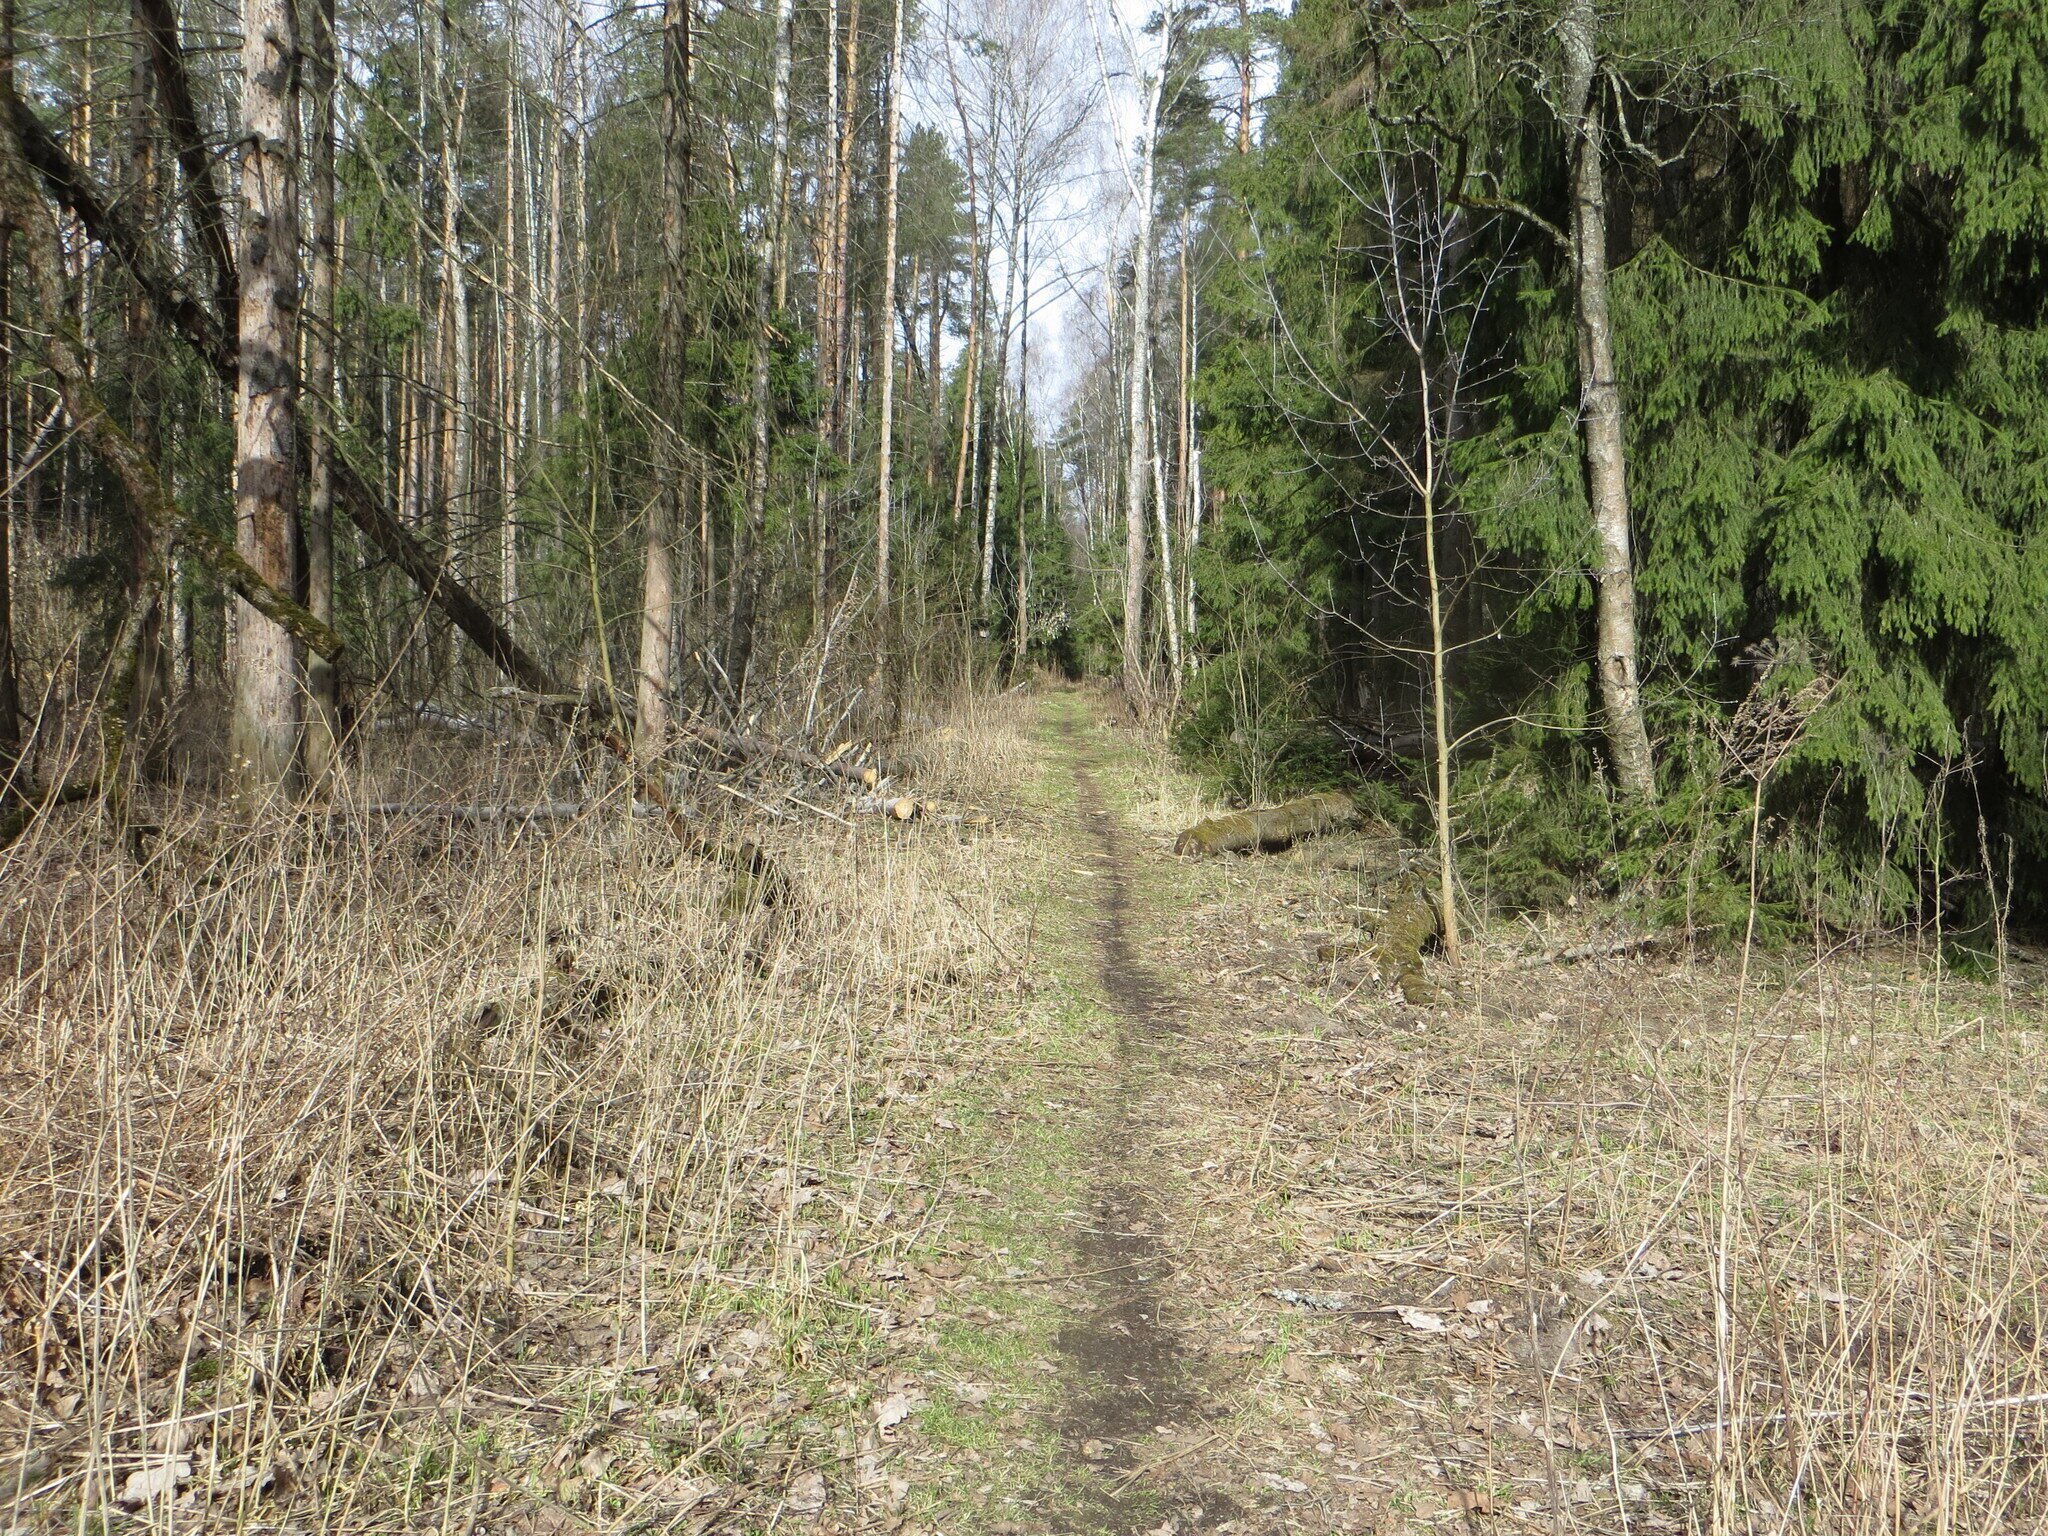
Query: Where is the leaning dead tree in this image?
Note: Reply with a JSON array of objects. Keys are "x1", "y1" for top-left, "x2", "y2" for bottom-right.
[
  {"x1": 1, "y1": 0, "x2": 1097, "y2": 869},
  {"x1": 0, "y1": 87, "x2": 780, "y2": 894}
]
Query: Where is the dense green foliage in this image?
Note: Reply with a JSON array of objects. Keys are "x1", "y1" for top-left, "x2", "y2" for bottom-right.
[{"x1": 1183, "y1": 0, "x2": 2048, "y2": 930}]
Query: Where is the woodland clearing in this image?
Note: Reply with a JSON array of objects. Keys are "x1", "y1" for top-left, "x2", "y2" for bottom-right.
[{"x1": 7, "y1": 686, "x2": 2047, "y2": 1535}]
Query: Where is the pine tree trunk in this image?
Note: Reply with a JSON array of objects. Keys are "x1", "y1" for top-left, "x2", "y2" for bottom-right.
[
  {"x1": 926, "y1": 259, "x2": 943, "y2": 485},
  {"x1": 0, "y1": 0, "x2": 25, "y2": 777},
  {"x1": 875, "y1": 0, "x2": 903, "y2": 614},
  {"x1": 499, "y1": 60, "x2": 520, "y2": 630},
  {"x1": 437, "y1": 42, "x2": 470, "y2": 686},
  {"x1": 1560, "y1": 0, "x2": 1654, "y2": 799},
  {"x1": 725, "y1": 0, "x2": 795, "y2": 704},
  {"x1": 122, "y1": 13, "x2": 170, "y2": 769},
  {"x1": 228, "y1": 0, "x2": 303, "y2": 793},
  {"x1": 304, "y1": 0, "x2": 340, "y2": 782},
  {"x1": 831, "y1": 0, "x2": 859, "y2": 461},
  {"x1": 637, "y1": 0, "x2": 691, "y2": 763},
  {"x1": 545, "y1": 3, "x2": 565, "y2": 428},
  {"x1": 810, "y1": 0, "x2": 839, "y2": 625}
]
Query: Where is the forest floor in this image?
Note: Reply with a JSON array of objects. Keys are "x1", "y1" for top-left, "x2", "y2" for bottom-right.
[
  {"x1": 9, "y1": 685, "x2": 2048, "y2": 1535},
  {"x1": 869, "y1": 688, "x2": 2048, "y2": 1535}
]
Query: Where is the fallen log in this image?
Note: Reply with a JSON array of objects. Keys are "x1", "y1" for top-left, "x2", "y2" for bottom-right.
[
  {"x1": 342, "y1": 801, "x2": 657, "y2": 824},
  {"x1": 685, "y1": 721, "x2": 902, "y2": 787},
  {"x1": 0, "y1": 110, "x2": 344, "y2": 668},
  {"x1": 1174, "y1": 791, "x2": 1359, "y2": 856},
  {"x1": 1511, "y1": 933, "x2": 1665, "y2": 969},
  {"x1": 1316, "y1": 872, "x2": 1444, "y2": 1003},
  {"x1": 131, "y1": 0, "x2": 238, "y2": 324},
  {"x1": 0, "y1": 780, "x2": 98, "y2": 851}
]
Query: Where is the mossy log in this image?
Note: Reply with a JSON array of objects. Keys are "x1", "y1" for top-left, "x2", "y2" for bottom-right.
[
  {"x1": 1317, "y1": 872, "x2": 1444, "y2": 1003},
  {"x1": 1174, "y1": 791, "x2": 1360, "y2": 856}
]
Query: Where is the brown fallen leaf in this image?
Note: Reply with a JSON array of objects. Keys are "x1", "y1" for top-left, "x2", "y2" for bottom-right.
[
  {"x1": 1449, "y1": 1487, "x2": 1498, "y2": 1514},
  {"x1": 874, "y1": 1389, "x2": 924, "y2": 1431},
  {"x1": 786, "y1": 1469, "x2": 828, "y2": 1517},
  {"x1": 118, "y1": 1460, "x2": 190, "y2": 1508}
]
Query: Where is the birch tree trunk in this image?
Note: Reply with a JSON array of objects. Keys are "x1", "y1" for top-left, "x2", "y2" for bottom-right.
[
  {"x1": 724, "y1": 0, "x2": 795, "y2": 702},
  {"x1": 229, "y1": 0, "x2": 303, "y2": 792},
  {"x1": 1119, "y1": 61, "x2": 1163, "y2": 689},
  {"x1": 980, "y1": 181, "x2": 1021, "y2": 614},
  {"x1": 875, "y1": 0, "x2": 903, "y2": 613},
  {"x1": 1560, "y1": 0, "x2": 1654, "y2": 799},
  {"x1": 945, "y1": 35, "x2": 981, "y2": 532},
  {"x1": 1013, "y1": 218, "x2": 1030, "y2": 666},
  {"x1": 1149, "y1": 381, "x2": 1181, "y2": 679},
  {"x1": 303, "y1": 0, "x2": 339, "y2": 782},
  {"x1": 636, "y1": 0, "x2": 691, "y2": 763}
]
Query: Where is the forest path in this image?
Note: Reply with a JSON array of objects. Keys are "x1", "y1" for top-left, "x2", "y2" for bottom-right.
[
  {"x1": 1045, "y1": 722, "x2": 1235, "y2": 1530},
  {"x1": 900, "y1": 687, "x2": 2042, "y2": 1536},
  {"x1": 904, "y1": 690, "x2": 1332, "y2": 1534}
]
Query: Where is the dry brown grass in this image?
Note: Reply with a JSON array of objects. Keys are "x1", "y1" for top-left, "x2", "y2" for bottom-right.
[
  {"x1": 0, "y1": 694, "x2": 1030, "y2": 1533},
  {"x1": 1150, "y1": 828, "x2": 2048, "y2": 1533}
]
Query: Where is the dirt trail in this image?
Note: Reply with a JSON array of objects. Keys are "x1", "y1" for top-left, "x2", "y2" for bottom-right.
[
  {"x1": 1056, "y1": 765, "x2": 1196, "y2": 1507},
  {"x1": 1053, "y1": 757, "x2": 1218, "y2": 1529}
]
